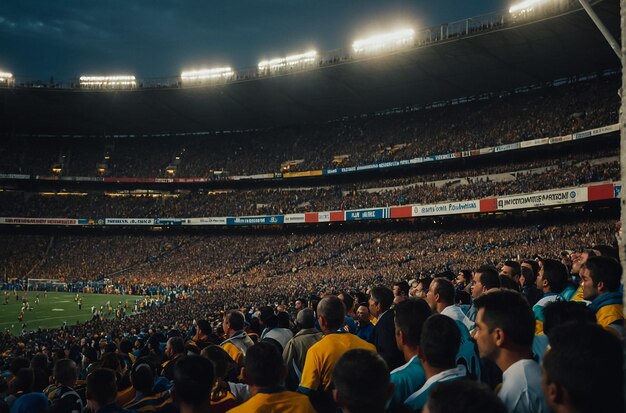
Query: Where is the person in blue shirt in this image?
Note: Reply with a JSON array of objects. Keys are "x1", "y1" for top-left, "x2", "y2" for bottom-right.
[
  {"x1": 388, "y1": 298, "x2": 431, "y2": 409},
  {"x1": 355, "y1": 304, "x2": 375, "y2": 343},
  {"x1": 404, "y1": 315, "x2": 467, "y2": 411}
]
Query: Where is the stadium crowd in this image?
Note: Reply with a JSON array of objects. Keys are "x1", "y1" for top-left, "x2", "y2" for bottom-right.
[
  {"x1": 0, "y1": 156, "x2": 618, "y2": 219},
  {"x1": 0, "y1": 219, "x2": 616, "y2": 287},
  {"x1": 0, "y1": 75, "x2": 618, "y2": 178},
  {"x1": 0, "y1": 215, "x2": 623, "y2": 412},
  {"x1": 0, "y1": 63, "x2": 622, "y2": 413}
]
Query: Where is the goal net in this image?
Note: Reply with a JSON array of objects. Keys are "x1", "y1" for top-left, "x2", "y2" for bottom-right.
[{"x1": 26, "y1": 278, "x2": 67, "y2": 292}]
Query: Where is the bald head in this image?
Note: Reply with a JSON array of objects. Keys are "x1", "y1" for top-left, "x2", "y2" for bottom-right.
[{"x1": 317, "y1": 296, "x2": 345, "y2": 331}]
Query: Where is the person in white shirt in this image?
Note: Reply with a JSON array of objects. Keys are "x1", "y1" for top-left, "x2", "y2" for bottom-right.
[
  {"x1": 426, "y1": 277, "x2": 474, "y2": 330},
  {"x1": 472, "y1": 289, "x2": 548, "y2": 413},
  {"x1": 404, "y1": 314, "x2": 467, "y2": 411}
]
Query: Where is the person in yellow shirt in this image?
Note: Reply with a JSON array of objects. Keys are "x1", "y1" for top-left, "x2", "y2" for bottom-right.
[
  {"x1": 298, "y1": 296, "x2": 376, "y2": 395},
  {"x1": 580, "y1": 256, "x2": 624, "y2": 338},
  {"x1": 220, "y1": 310, "x2": 254, "y2": 371},
  {"x1": 228, "y1": 341, "x2": 316, "y2": 413}
]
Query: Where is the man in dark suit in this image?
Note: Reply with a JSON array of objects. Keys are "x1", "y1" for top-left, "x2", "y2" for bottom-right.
[{"x1": 368, "y1": 285, "x2": 404, "y2": 371}]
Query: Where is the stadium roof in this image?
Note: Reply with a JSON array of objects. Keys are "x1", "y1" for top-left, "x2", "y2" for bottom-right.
[{"x1": 0, "y1": 0, "x2": 619, "y2": 137}]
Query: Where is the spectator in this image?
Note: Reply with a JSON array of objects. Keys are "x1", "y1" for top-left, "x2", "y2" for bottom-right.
[
  {"x1": 392, "y1": 281, "x2": 410, "y2": 305},
  {"x1": 500, "y1": 260, "x2": 522, "y2": 288},
  {"x1": 369, "y1": 286, "x2": 405, "y2": 371},
  {"x1": 230, "y1": 342, "x2": 316, "y2": 413},
  {"x1": 298, "y1": 296, "x2": 375, "y2": 402},
  {"x1": 220, "y1": 310, "x2": 255, "y2": 371},
  {"x1": 171, "y1": 355, "x2": 215, "y2": 413},
  {"x1": 467, "y1": 265, "x2": 500, "y2": 322},
  {"x1": 404, "y1": 315, "x2": 466, "y2": 411},
  {"x1": 282, "y1": 309, "x2": 323, "y2": 391},
  {"x1": 473, "y1": 290, "x2": 548, "y2": 413},
  {"x1": 124, "y1": 360, "x2": 172, "y2": 412},
  {"x1": 199, "y1": 346, "x2": 240, "y2": 413},
  {"x1": 161, "y1": 336, "x2": 185, "y2": 381},
  {"x1": 86, "y1": 368, "x2": 131, "y2": 413},
  {"x1": 355, "y1": 304, "x2": 375, "y2": 343},
  {"x1": 580, "y1": 256, "x2": 624, "y2": 337},
  {"x1": 389, "y1": 298, "x2": 431, "y2": 409},
  {"x1": 424, "y1": 380, "x2": 507, "y2": 413},
  {"x1": 425, "y1": 278, "x2": 473, "y2": 330},
  {"x1": 46, "y1": 359, "x2": 83, "y2": 413},
  {"x1": 541, "y1": 322, "x2": 624, "y2": 413},
  {"x1": 333, "y1": 349, "x2": 393, "y2": 413},
  {"x1": 533, "y1": 259, "x2": 568, "y2": 335}
]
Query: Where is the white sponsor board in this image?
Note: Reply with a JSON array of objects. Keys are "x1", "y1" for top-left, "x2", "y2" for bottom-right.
[
  {"x1": 549, "y1": 135, "x2": 572, "y2": 144},
  {"x1": 318, "y1": 212, "x2": 331, "y2": 222},
  {"x1": 411, "y1": 201, "x2": 480, "y2": 217},
  {"x1": 496, "y1": 188, "x2": 588, "y2": 210},
  {"x1": 284, "y1": 214, "x2": 306, "y2": 223},
  {"x1": 572, "y1": 124, "x2": 619, "y2": 140},
  {"x1": 0, "y1": 217, "x2": 79, "y2": 225},
  {"x1": 105, "y1": 218, "x2": 155, "y2": 225},
  {"x1": 520, "y1": 138, "x2": 549, "y2": 148},
  {"x1": 184, "y1": 217, "x2": 227, "y2": 225}
]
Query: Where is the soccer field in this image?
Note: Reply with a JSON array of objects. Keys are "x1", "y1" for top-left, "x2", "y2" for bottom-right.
[{"x1": 0, "y1": 291, "x2": 136, "y2": 336}]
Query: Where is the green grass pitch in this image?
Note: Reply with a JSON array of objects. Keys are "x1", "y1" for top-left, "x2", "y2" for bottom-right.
[{"x1": 0, "y1": 291, "x2": 138, "y2": 336}]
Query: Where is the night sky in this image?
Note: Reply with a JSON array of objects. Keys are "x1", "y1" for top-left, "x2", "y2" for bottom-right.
[{"x1": 0, "y1": 0, "x2": 507, "y2": 82}]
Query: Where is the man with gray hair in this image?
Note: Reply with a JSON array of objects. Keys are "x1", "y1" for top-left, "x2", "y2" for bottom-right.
[{"x1": 283, "y1": 308, "x2": 323, "y2": 390}]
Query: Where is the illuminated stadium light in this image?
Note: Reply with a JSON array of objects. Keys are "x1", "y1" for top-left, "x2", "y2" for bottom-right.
[
  {"x1": 0, "y1": 71, "x2": 14, "y2": 87},
  {"x1": 352, "y1": 28, "x2": 415, "y2": 54},
  {"x1": 79, "y1": 75, "x2": 137, "y2": 89},
  {"x1": 509, "y1": 0, "x2": 545, "y2": 14},
  {"x1": 180, "y1": 67, "x2": 234, "y2": 83},
  {"x1": 258, "y1": 51, "x2": 318, "y2": 72}
]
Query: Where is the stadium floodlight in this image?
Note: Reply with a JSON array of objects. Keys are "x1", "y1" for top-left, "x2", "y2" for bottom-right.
[
  {"x1": 181, "y1": 67, "x2": 234, "y2": 83},
  {"x1": 352, "y1": 28, "x2": 415, "y2": 54},
  {"x1": 258, "y1": 51, "x2": 318, "y2": 72},
  {"x1": 79, "y1": 75, "x2": 137, "y2": 89},
  {"x1": 509, "y1": 0, "x2": 545, "y2": 14},
  {"x1": 0, "y1": 72, "x2": 12, "y2": 81}
]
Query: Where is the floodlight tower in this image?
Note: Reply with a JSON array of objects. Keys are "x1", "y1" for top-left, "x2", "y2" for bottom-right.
[
  {"x1": 616, "y1": 0, "x2": 626, "y2": 302},
  {"x1": 574, "y1": 0, "x2": 626, "y2": 304}
]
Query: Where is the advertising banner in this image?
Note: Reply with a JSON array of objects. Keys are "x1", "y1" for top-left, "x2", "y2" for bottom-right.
[
  {"x1": 572, "y1": 124, "x2": 619, "y2": 140},
  {"x1": 549, "y1": 135, "x2": 572, "y2": 144},
  {"x1": 154, "y1": 218, "x2": 184, "y2": 226},
  {"x1": 283, "y1": 170, "x2": 323, "y2": 178},
  {"x1": 226, "y1": 215, "x2": 284, "y2": 225},
  {"x1": 494, "y1": 143, "x2": 521, "y2": 153},
  {"x1": 587, "y1": 183, "x2": 616, "y2": 202},
  {"x1": 184, "y1": 217, "x2": 228, "y2": 225},
  {"x1": 346, "y1": 208, "x2": 387, "y2": 221},
  {"x1": 0, "y1": 217, "x2": 79, "y2": 225},
  {"x1": 284, "y1": 214, "x2": 306, "y2": 223},
  {"x1": 390, "y1": 206, "x2": 413, "y2": 219},
  {"x1": 520, "y1": 138, "x2": 549, "y2": 148},
  {"x1": 105, "y1": 218, "x2": 155, "y2": 225},
  {"x1": 496, "y1": 188, "x2": 587, "y2": 210},
  {"x1": 411, "y1": 200, "x2": 480, "y2": 217}
]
